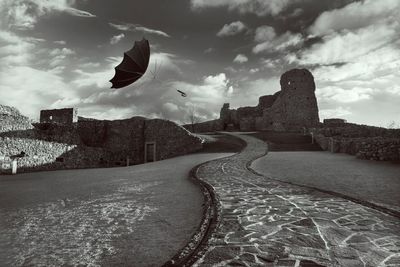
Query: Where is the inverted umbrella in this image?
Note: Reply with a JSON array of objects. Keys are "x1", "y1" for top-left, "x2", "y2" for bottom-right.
[{"x1": 109, "y1": 38, "x2": 150, "y2": 89}]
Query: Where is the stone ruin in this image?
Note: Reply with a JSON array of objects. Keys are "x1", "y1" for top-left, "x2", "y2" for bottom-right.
[
  {"x1": 220, "y1": 68, "x2": 320, "y2": 132},
  {"x1": 40, "y1": 108, "x2": 78, "y2": 124},
  {"x1": 1, "y1": 105, "x2": 203, "y2": 174}
]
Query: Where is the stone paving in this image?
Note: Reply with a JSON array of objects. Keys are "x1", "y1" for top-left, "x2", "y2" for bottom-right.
[{"x1": 193, "y1": 133, "x2": 400, "y2": 267}]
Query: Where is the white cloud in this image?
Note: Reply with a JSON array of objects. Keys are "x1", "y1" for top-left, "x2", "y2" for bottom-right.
[
  {"x1": 191, "y1": 0, "x2": 294, "y2": 16},
  {"x1": 217, "y1": 21, "x2": 247, "y2": 37},
  {"x1": 163, "y1": 102, "x2": 179, "y2": 112},
  {"x1": 309, "y1": 0, "x2": 400, "y2": 36},
  {"x1": 109, "y1": 23, "x2": 170, "y2": 38},
  {"x1": 253, "y1": 29, "x2": 303, "y2": 54},
  {"x1": 316, "y1": 86, "x2": 375, "y2": 103},
  {"x1": 233, "y1": 54, "x2": 248, "y2": 64},
  {"x1": 299, "y1": 24, "x2": 398, "y2": 66},
  {"x1": 172, "y1": 73, "x2": 231, "y2": 108},
  {"x1": 110, "y1": 33, "x2": 125, "y2": 45},
  {"x1": 254, "y1": 25, "x2": 276, "y2": 42},
  {"x1": 49, "y1": 47, "x2": 75, "y2": 67},
  {"x1": 0, "y1": 66, "x2": 76, "y2": 119},
  {"x1": 319, "y1": 107, "x2": 352, "y2": 120},
  {"x1": 54, "y1": 40, "x2": 66, "y2": 45},
  {"x1": 249, "y1": 68, "x2": 259, "y2": 73},
  {"x1": 0, "y1": 0, "x2": 95, "y2": 30}
]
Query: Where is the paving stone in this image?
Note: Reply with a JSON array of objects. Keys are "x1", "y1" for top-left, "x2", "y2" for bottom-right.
[{"x1": 193, "y1": 133, "x2": 400, "y2": 266}]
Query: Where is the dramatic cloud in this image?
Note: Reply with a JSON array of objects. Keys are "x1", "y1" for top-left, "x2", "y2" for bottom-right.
[
  {"x1": 109, "y1": 23, "x2": 170, "y2": 38},
  {"x1": 299, "y1": 24, "x2": 398, "y2": 67},
  {"x1": 216, "y1": 21, "x2": 247, "y2": 37},
  {"x1": 253, "y1": 26, "x2": 303, "y2": 54},
  {"x1": 316, "y1": 86, "x2": 375, "y2": 103},
  {"x1": 169, "y1": 73, "x2": 234, "y2": 121},
  {"x1": 0, "y1": 0, "x2": 398, "y2": 126},
  {"x1": 110, "y1": 33, "x2": 125, "y2": 45},
  {"x1": 233, "y1": 54, "x2": 248, "y2": 63},
  {"x1": 0, "y1": 0, "x2": 95, "y2": 30},
  {"x1": 309, "y1": 0, "x2": 400, "y2": 36},
  {"x1": 191, "y1": 0, "x2": 294, "y2": 16}
]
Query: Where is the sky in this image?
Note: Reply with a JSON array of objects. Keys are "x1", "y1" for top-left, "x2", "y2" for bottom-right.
[{"x1": 0, "y1": 0, "x2": 399, "y2": 127}]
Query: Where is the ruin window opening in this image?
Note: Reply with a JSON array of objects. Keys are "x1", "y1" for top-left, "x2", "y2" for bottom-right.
[{"x1": 49, "y1": 116, "x2": 53, "y2": 120}]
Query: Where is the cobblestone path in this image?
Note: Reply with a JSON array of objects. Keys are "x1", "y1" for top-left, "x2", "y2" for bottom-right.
[{"x1": 194, "y1": 133, "x2": 400, "y2": 267}]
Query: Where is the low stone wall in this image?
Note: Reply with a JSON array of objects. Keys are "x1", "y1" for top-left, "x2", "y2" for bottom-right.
[
  {"x1": 315, "y1": 123, "x2": 400, "y2": 138},
  {"x1": 357, "y1": 138, "x2": 400, "y2": 161},
  {"x1": 311, "y1": 125, "x2": 400, "y2": 161},
  {"x1": 0, "y1": 105, "x2": 33, "y2": 133}
]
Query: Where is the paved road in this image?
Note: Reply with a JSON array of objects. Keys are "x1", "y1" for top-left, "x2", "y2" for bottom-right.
[
  {"x1": 0, "y1": 153, "x2": 232, "y2": 267},
  {"x1": 193, "y1": 134, "x2": 400, "y2": 266},
  {"x1": 251, "y1": 151, "x2": 400, "y2": 211}
]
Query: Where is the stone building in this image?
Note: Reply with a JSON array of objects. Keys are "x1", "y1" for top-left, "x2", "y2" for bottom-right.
[
  {"x1": 187, "y1": 68, "x2": 320, "y2": 132},
  {"x1": 40, "y1": 108, "x2": 78, "y2": 124}
]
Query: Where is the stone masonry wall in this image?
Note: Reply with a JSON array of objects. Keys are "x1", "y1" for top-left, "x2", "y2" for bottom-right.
[
  {"x1": 0, "y1": 105, "x2": 33, "y2": 133},
  {"x1": 311, "y1": 123, "x2": 400, "y2": 161},
  {"x1": 1, "y1": 104, "x2": 203, "y2": 174},
  {"x1": 77, "y1": 117, "x2": 146, "y2": 165},
  {"x1": 145, "y1": 119, "x2": 203, "y2": 160}
]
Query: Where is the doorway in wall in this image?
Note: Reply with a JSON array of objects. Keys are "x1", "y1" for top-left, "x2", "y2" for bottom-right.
[{"x1": 145, "y1": 142, "x2": 156, "y2": 162}]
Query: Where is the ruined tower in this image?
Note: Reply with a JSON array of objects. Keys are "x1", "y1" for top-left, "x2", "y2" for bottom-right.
[
  {"x1": 215, "y1": 68, "x2": 320, "y2": 132},
  {"x1": 278, "y1": 68, "x2": 320, "y2": 130}
]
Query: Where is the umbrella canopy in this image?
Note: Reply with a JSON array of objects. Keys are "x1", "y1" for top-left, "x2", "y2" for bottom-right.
[{"x1": 109, "y1": 38, "x2": 150, "y2": 89}]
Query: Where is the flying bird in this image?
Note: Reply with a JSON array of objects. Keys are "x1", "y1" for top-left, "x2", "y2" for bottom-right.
[
  {"x1": 177, "y1": 89, "x2": 187, "y2": 97},
  {"x1": 109, "y1": 38, "x2": 150, "y2": 89}
]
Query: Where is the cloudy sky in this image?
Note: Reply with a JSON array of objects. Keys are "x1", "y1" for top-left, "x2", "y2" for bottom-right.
[{"x1": 0, "y1": 0, "x2": 399, "y2": 127}]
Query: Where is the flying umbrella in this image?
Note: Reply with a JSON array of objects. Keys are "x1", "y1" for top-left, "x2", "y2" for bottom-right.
[
  {"x1": 177, "y1": 89, "x2": 187, "y2": 97},
  {"x1": 109, "y1": 38, "x2": 150, "y2": 89}
]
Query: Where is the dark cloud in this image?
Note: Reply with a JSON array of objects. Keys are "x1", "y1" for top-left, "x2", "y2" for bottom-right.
[{"x1": 0, "y1": 0, "x2": 398, "y2": 126}]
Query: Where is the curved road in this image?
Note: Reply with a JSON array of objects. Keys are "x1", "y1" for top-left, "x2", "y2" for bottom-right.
[
  {"x1": 252, "y1": 151, "x2": 400, "y2": 211},
  {"x1": 193, "y1": 133, "x2": 400, "y2": 267},
  {"x1": 0, "y1": 153, "x2": 232, "y2": 267}
]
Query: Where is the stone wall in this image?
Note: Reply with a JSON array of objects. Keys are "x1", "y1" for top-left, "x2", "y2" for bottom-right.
[
  {"x1": 311, "y1": 122, "x2": 400, "y2": 161},
  {"x1": 0, "y1": 105, "x2": 33, "y2": 133},
  {"x1": 0, "y1": 137, "x2": 108, "y2": 174},
  {"x1": 145, "y1": 119, "x2": 203, "y2": 160},
  {"x1": 77, "y1": 117, "x2": 146, "y2": 165},
  {"x1": 1, "y1": 105, "x2": 203, "y2": 174}
]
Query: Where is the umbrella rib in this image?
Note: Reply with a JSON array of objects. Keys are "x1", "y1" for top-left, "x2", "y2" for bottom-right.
[
  {"x1": 131, "y1": 41, "x2": 146, "y2": 70},
  {"x1": 136, "y1": 42, "x2": 147, "y2": 68},
  {"x1": 113, "y1": 77, "x2": 141, "y2": 83},
  {"x1": 115, "y1": 68, "x2": 144, "y2": 75}
]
